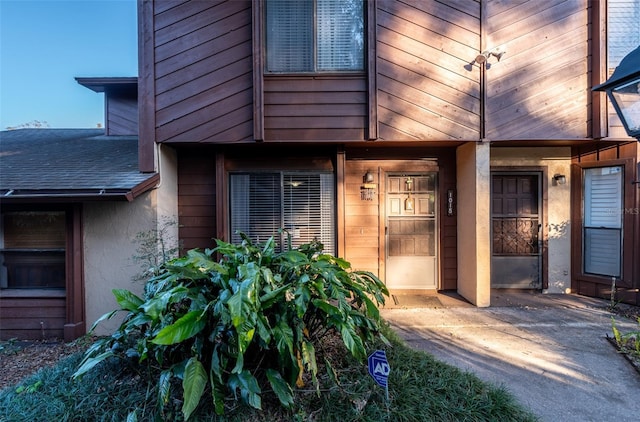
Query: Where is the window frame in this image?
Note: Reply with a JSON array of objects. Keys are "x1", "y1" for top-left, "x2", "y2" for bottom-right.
[
  {"x1": 0, "y1": 210, "x2": 67, "y2": 290},
  {"x1": 573, "y1": 159, "x2": 635, "y2": 284},
  {"x1": 263, "y1": 0, "x2": 366, "y2": 75},
  {"x1": 595, "y1": 0, "x2": 640, "y2": 138},
  {"x1": 582, "y1": 166, "x2": 624, "y2": 277},
  {"x1": 228, "y1": 170, "x2": 337, "y2": 254}
]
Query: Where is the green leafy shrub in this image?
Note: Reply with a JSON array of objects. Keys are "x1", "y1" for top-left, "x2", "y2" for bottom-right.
[{"x1": 74, "y1": 235, "x2": 388, "y2": 420}]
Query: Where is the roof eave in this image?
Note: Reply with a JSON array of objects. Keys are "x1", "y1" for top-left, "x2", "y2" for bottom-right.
[{"x1": 0, "y1": 173, "x2": 159, "y2": 203}]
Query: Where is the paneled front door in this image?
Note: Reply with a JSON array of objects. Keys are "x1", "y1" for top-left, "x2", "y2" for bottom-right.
[
  {"x1": 385, "y1": 174, "x2": 437, "y2": 289},
  {"x1": 491, "y1": 173, "x2": 542, "y2": 289}
]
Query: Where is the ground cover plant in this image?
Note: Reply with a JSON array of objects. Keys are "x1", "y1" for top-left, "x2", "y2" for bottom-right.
[
  {"x1": 0, "y1": 326, "x2": 538, "y2": 421},
  {"x1": 610, "y1": 316, "x2": 640, "y2": 373}
]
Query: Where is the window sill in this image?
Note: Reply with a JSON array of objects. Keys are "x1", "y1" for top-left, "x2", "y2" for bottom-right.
[
  {"x1": 0, "y1": 289, "x2": 66, "y2": 298},
  {"x1": 264, "y1": 73, "x2": 365, "y2": 79}
]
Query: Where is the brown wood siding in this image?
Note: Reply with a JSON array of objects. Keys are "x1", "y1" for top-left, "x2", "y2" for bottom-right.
[
  {"x1": 484, "y1": 0, "x2": 589, "y2": 140},
  {"x1": 0, "y1": 296, "x2": 66, "y2": 340},
  {"x1": 571, "y1": 142, "x2": 640, "y2": 306},
  {"x1": 177, "y1": 149, "x2": 217, "y2": 251},
  {"x1": 343, "y1": 149, "x2": 457, "y2": 290},
  {"x1": 376, "y1": 0, "x2": 481, "y2": 142},
  {"x1": 263, "y1": 76, "x2": 367, "y2": 142},
  {"x1": 106, "y1": 96, "x2": 138, "y2": 136},
  {"x1": 153, "y1": 0, "x2": 254, "y2": 144},
  {"x1": 0, "y1": 204, "x2": 84, "y2": 341}
]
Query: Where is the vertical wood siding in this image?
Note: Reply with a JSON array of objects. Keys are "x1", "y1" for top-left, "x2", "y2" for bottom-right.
[
  {"x1": 177, "y1": 149, "x2": 217, "y2": 251},
  {"x1": 484, "y1": 0, "x2": 589, "y2": 139},
  {"x1": 153, "y1": 0, "x2": 254, "y2": 144},
  {"x1": 376, "y1": 0, "x2": 481, "y2": 141}
]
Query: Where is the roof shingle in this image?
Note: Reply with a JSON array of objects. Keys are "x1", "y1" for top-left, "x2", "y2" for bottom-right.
[{"x1": 0, "y1": 129, "x2": 157, "y2": 200}]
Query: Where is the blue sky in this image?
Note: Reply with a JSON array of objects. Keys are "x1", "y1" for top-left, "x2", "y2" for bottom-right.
[{"x1": 0, "y1": 0, "x2": 137, "y2": 129}]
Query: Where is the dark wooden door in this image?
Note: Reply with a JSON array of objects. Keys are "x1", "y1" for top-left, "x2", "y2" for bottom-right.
[{"x1": 491, "y1": 174, "x2": 542, "y2": 289}]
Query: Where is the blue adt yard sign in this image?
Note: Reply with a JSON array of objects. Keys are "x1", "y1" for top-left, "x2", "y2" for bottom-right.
[{"x1": 368, "y1": 350, "x2": 390, "y2": 388}]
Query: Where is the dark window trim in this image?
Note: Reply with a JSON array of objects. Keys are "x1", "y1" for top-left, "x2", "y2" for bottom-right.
[
  {"x1": 571, "y1": 158, "x2": 635, "y2": 286},
  {"x1": 0, "y1": 204, "x2": 85, "y2": 341},
  {"x1": 262, "y1": 0, "x2": 366, "y2": 74}
]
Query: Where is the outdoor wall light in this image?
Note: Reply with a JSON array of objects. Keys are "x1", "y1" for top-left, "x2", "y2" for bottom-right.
[
  {"x1": 361, "y1": 171, "x2": 376, "y2": 201},
  {"x1": 553, "y1": 174, "x2": 567, "y2": 185},
  {"x1": 474, "y1": 47, "x2": 506, "y2": 65},
  {"x1": 364, "y1": 171, "x2": 374, "y2": 184},
  {"x1": 593, "y1": 45, "x2": 640, "y2": 141}
]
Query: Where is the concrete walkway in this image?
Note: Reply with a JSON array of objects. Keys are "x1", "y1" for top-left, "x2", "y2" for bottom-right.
[{"x1": 381, "y1": 291, "x2": 640, "y2": 422}]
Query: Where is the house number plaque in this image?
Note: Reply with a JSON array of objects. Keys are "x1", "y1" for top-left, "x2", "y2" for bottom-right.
[{"x1": 447, "y1": 189, "x2": 455, "y2": 216}]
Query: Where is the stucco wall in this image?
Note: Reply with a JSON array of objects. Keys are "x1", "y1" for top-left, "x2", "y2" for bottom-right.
[
  {"x1": 83, "y1": 193, "x2": 156, "y2": 334},
  {"x1": 490, "y1": 147, "x2": 572, "y2": 294},
  {"x1": 83, "y1": 145, "x2": 179, "y2": 335},
  {"x1": 456, "y1": 142, "x2": 491, "y2": 307}
]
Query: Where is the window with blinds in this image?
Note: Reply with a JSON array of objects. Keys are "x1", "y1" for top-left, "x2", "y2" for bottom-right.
[
  {"x1": 265, "y1": 0, "x2": 364, "y2": 73},
  {"x1": 583, "y1": 166, "x2": 623, "y2": 277},
  {"x1": 608, "y1": 0, "x2": 640, "y2": 69},
  {"x1": 229, "y1": 172, "x2": 336, "y2": 254},
  {"x1": 0, "y1": 211, "x2": 66, "y2": 289}
]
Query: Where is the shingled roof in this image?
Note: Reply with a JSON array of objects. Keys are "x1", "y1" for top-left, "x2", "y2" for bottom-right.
[{"x1": 0, "y1": 128, "x2": 158, "y2": 201}]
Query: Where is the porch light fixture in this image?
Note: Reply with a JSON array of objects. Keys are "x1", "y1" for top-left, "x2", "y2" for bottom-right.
[
  {"x1": 553, "y1": 174, "x2": 566, "y2": 185},
  {"x1": 592, "y1": 45, "x2": 640, "y2": 141},
  {"x1": 364, "y1": 171, "x2": 374, "y2": 184},
  {"x1": 361, "y1": 171, "x2": 376, "y2": 201}
]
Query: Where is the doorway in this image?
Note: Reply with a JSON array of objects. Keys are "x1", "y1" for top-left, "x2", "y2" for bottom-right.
[
  {"x1": 385, "y1": 173, "x2": 438, "y2": 289},
  {"x1": 491, "y1": 173, "x2": 542, "y2": 289}
]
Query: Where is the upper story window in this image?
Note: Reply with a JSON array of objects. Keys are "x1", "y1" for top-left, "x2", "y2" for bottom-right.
[
  {"x1": 605, "y1": 0, "x2": 639, "y2": 136},
  {"x1": 265, "y1": 0, "x2": 364, "y2": 73},
  {"x1": 608, "y1": 0, "x2": 640, "y2": 70}
]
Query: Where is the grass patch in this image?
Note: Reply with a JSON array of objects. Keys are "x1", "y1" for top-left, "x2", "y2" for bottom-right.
[{"x1": 0, "y1": 324, "x2": 538, "y2": 421}]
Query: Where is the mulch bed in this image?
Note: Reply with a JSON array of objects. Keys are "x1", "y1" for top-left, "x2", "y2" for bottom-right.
[{"x1": 0, "y1": 339, "x2": 90, "y2": 391}]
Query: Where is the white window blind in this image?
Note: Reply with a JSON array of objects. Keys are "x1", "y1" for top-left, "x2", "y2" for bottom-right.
[
  {"x1": 265, "y1": 0, "x2": 364, "y2": 73},
  {"x1": 230, "y1": 173, "x2": 281, "y2": 246},
  {"x1": 608, "y1": 0, "x2": 640, "y2": 68},
  {"x1": 317, "y1": 0, "x2": 364, "y2": 71},
  {"x1": 265, "y1": 0, "x2": 313, "y2": 72},
  {"x1": 230, "y1": 172, "x2": 335, "y2": 254},
  {"x1": 583, "y1": 167, "x2": 623, "y2": 277}
]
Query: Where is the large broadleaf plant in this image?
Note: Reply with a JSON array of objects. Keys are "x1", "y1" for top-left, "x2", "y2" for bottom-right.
[{"x1": 74, "y1": 234, "x2": 388, "y2": 420}]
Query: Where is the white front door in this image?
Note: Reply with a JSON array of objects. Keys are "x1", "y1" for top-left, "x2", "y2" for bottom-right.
[{"x1": 385, "y1": 174, "x2": 438, "y2": 289}]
